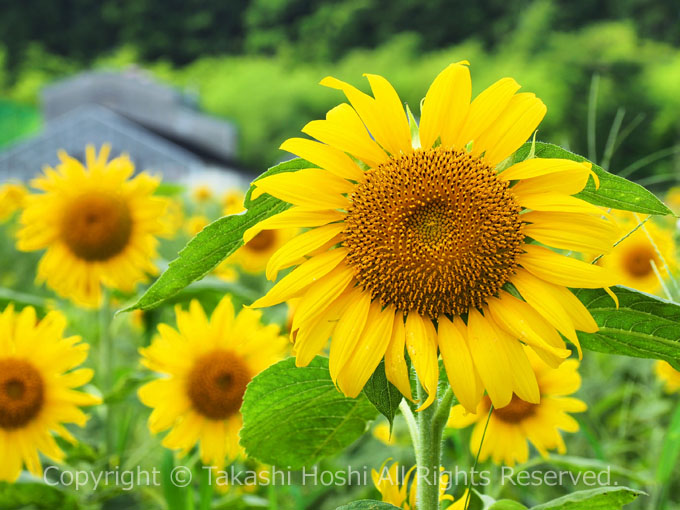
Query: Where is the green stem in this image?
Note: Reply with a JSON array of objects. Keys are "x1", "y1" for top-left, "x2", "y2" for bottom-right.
[
  {"x1": 99, "y1": 291, "x2": 115, "y2": 460},
  {"x1": 399, "y1": 399, "x2": 419, "y2": 451},
  {"x1": 415, "y1": 380, "x2": 442, "y2": 510},
  {"x1": 432, "y1": 386, "x2": 455, "y2": 439}
]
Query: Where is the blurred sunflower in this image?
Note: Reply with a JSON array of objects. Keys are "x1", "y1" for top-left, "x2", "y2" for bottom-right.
[
  {"x1": 372, "y1": 459, "x2": 465, "y2": 509},
  {"x1": 0, "y1": 182, "x2": 28, "y2": 222},
  {"x1": 655, "y1": 361, "x2": 680, "y2": 393},
  {"x1": 222, "y1": 189, "x2": 246, "y2": 215},
  {"x1": 138, "y1": 296, "x2": 286, "y2": 467},
  {"x1": 0, "y1": 304, "x2": 100, "y2": 482},
  {"x1": 597, "y1": 213, "x2": 676, "y2": 295},
  {"x1": 448, "y1": 348, "x2": 586, "y2": 466},
  {"x1": 191, "y1": 184, "x2": 214, "y2": 204},
  {"x1": 17, "y1": 145, "x2": 172, "y2": 307},
  {"x1": 246, "y1": 61, "x2": 619, "y2": 411},
  {"x1": 185, "y1": 214, "x2": 210, "y2": 236},
  {"x1": 665, "y1": 187, "x2": 680, "y2": 215},
  {"x1": 226, "y1": 227, "x2": 298, "y2": 274}
]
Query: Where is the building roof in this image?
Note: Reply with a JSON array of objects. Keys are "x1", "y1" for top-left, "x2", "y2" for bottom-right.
[{"x1": 0, "y1": 105, "x2": 205, "y2": 181}]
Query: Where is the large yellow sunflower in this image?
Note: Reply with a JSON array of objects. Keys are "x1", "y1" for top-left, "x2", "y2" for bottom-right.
[
  {"x1": 17, "y1": 145, "x2": 171, "y2": 307},
  {"x1": 655, "y1": 361, "x2": 680, "y2": 393},
  {"x1": 138, "y1": 296, "x2": 287, "y2": 467},
  {"x1": 0, "y1": 304, "x2": 101, "y2": 482},
  {"x1": 245, "y1": 62, "x2": 619, "y2": 411},
  {"x1": 597, "y1": 212, "x2": 676, "y2": 295},
  {"x1": 448, "y1": 348, "x2": 586, "y2": 466}
]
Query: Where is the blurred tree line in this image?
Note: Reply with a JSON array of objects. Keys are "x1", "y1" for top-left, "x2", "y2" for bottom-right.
[{"x1": 1, "y1": 0, "x2": 679, "y2": 73}]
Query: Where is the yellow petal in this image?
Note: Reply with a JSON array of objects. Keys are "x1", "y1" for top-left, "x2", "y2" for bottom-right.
[
  {"x1": 420, "y1": 62, "x2": 471, "y2": 150},
  {"x1": 385, "y1": 313, "x2": 413, "y2": 400},
  {"x1": 365, "y1": 73, "x2": 412, "y2": 155},
  {"x1": 337, "y1": 302, "x2": 395, "y2": 397},
  {"x1": 266, "y1": 223, "x2": 346, "y2": 280},
  {"x1": 503, "y1": 160, "x2": 596, "y2": 195},
  {"x1": 438, "y1": 315, "x2": 484, "y2": 412},
  {"x1": 453, "y1": 77, "x2": 520, "y2": 149},
  {"x1": 500, "y1": 157, "x2": 594, "y2": 182},
  {"x1": 252, "y1": 168, "x2": 352, "y2": 209},
  {"x1": 280, "y1": 137, "x2": 365, "y2": 181},
  {"x1": 514, "y1": 191, "x2": 607, "y2": 215},
  {"x1": 328, "y1": 287, "x2": 372, "y2": 383},
  {"x1": 520, "y1": 244, "x2": 617, "y2": 288},
  {"x1": 473, "y1": 92, "x2": 546, "y2": 166},
  {"x1": 302, "y1": 103, "x2": 388, "y2": 168},
  {"x1": 522, "y1": 211, "x2": 619, "y2": 254},
  {"x1": 405, "y1": 313, "x2": 439, "y2": 411},
  {"x1": 250, "y1": 248, "x2": 348, "y2": 308},
  {"x1": 244, "y1": 207, "x2": 345, "y2": 243}
]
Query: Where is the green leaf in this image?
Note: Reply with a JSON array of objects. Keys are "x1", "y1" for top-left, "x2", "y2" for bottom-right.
[
  {"x1": 120, "y1": 193, "x2": 290, "y2": 312},
  {"x1": 574, "y1": 286, "x2": 680, "y2": 369},
  {"x1": 336, "y1": 501, "x2": 401, "y2": 510},
  {"x1": 240, "y1": 356, "x2": 378, "y2": 469},
  {"x1": 512, "y1": 142, "x2": 672, "y2": 216},
  {"x1": 489, "y1": 501, "x2": 528, "y2": 510},
  {"x1": 0, "y1": 478, "x2": 79, "y2": 510},
  {"x1": 529, "y1": 486, "x2": 643, "y2": 510},
  {"x1": 244, "y1": 157, "x2": 315, "y2": 206},
  {"x1": 656, "y1": 399, "x2": 680, "y2": 484},
  {"x1": 539, "y1": 456, "x2": 651, "y2": 485},
  {"x1": 362, "y1": 360, "x2": 403, "y2": 427}
]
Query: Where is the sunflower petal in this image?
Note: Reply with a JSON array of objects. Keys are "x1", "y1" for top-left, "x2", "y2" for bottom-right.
[
  {"x1": 252, "y1": 168, "x2": 352, "y2": 210},
  {"x1": 280, "y1": 137, "x2": 365, "y2": 182}
]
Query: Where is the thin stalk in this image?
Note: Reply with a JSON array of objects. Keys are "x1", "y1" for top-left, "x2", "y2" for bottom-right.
[
  {"x1": 99, "y1": 291, "x2": 115, "y2": 459},
  {"x1": 399, "y1": 399, "x2": 419, "y2": 452},
  {"x1": 415, "y1": 380, "x2": 441, "y2": 510},
  {"x1": 432, "y1": 386, "x2": 455, "y2": 439}
]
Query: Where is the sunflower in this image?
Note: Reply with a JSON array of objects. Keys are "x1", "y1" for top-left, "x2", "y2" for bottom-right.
[
  {"x1": 222, "y1": 189, "x2": 246, "y2": 216},
  {"x1": 226, "y1": 227, "x2": 298, "y2": 274},
  {"x1": 597, "y1": 212, "x2": 676, "y2": 295},
  {"x1": 448, "y1": 348, "x2": 586, "y2": 466},
  {"x1": 655, "y1": 361, "x2": 680, "y2": 393},
  {"x1": 372, "y1": 459, "x2": 465, "y2": 510},
  {"x1": 0, "y1": 304, "x2": 100, "y2": 482},
  {"x1": 0, "y1": 182, "x2": 28, "y2": 222},
  {"x1": 185, "y1": 215, "x2": 210, "y2": 237},
  {"x1": 17, "y1": 145, "x2": 171, "y2": 307},
  {"x1": 138, "y1": 296, "x2": 286, "y2": 467},
  {"x1": 246, "y1": 62, "x2": 619, "y2": 411},
  {"x1": 191, "y1": 185, "x2": 214, "y2": 204}
]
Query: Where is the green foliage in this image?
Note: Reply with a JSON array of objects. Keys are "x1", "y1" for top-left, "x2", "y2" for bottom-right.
[
  {"x1": 362, "y1": 361, "x2": 403, "y2": 428},
  {"x1": 575, "y1": 286, "x2": 680, "y2": 370},
  {"x1": 489, "y1": 501, "x2": 529, "y2": 510},
  {"x1": 529, "y1": 486, "x2": 642, "y2": 510},
  {"x1": 512, "y1": 142, "x2": 672, "y2": 215},
  {"x1": 240, "y1": 357, "x2": 378, "y2": 468},
  {"x1": 0, "y1": 480, "x2": 80, "y2": 510}
]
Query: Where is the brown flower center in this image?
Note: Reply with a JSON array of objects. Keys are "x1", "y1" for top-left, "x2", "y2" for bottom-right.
[
  {"x1": 0, "y1": 359, "x2": 45, "y2": 429},
  {"x1": 622, "y1": 244, "x2": 657, "y2": 278},
  {"x1": 61, "y1": 192, "x2": 133, "y2": 261},
  {"x1": 246, "y1": 230, "x2": 277, "y2": 252},
  {"x1": 488, "y1": 394, "x2": 537, "y2": 423},
  {"x1": 187, "y1": 350, "x2": 251, "y2": 420},
  {"x1": 343, "y1": 147, "x2": 524, "y2": 317}
]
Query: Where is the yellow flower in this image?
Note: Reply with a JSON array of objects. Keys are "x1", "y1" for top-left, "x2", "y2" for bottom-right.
[
  {"x1": 192, "y1": 185, "x2": 214, "y2": 203},
  {"x1": 0, "y1": 182, "x2": 28, "y2": 221},
  {"x1": 373, "y1": 423, "x2": 397, "y2": 445},
  {"x1": 222, "y1": 189, "x2": 246, "y2": 216},
  {"x1": 185, "y1": 215, "x2": 210, "y2": 237},
  {"x1": 655, "y1": 361, "x2": 680, "y2": 393},
  {"x1": 246, "y1": 62, "x2": 619, "y2": 411},
  {"x1": 597, "y1": 213, "x2": 676, "y2": 295},
  {"x1": 225, "y1": 227, "x2": 298, "y2": 274},
  {"x1": 0, "y1": 304, "x2": 101, "y2": 482},
  {"x1": 372, "y1": 460, "x2": 464, "y2": 510},
  {"x1": 138, "y1": 296, "x2": 287, "y2": 467},
  {"x1": 17, "y1": 145, "x2": 172, "y2": 307},
  {"x1": 665, "y1": 187, "x2": 680, "y2": 215},
  {"x1": 448, "y1": 348, "x2": 586, "y2": 466}
]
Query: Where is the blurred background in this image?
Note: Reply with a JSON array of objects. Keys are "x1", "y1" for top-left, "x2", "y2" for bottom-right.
[{"x1": 1, "y1": 0, "x2": 679, "y2": 187}]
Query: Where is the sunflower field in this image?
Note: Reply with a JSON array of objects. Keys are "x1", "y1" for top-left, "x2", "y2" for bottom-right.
[{"x1": 1, "y1": 2, "x2": 680, "y2": 510}]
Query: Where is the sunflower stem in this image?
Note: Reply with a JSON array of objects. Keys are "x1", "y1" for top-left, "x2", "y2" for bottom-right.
[
  {"x1": 415, "y1": 379, "x2": 442, "y2": 510},
  {"x1": 432, "y1": 386, "x2": 455, "y2": 439},
  {"x1": 399, "y1": 399, "x2": 419, "y2": 451},
  {"x1": 99, "y1": 290, "x2": 115, "y2": 461}
]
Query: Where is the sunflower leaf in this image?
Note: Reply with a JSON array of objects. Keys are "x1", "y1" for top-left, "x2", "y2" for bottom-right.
[
  {"x1": 119, "y1": 191, "x2": 290, "y2": 313},
  {"x1": 336, "y1": 501, "x2": 401, "y2": 510},
  {"x1": 363, "y1": 360, "x2": 403, "y2": 428},
  {"x1": 240, "y1": 356, "x2": 378, "y2": 469},
  {"x1": 529, "y1": 486, "x2": 643, "y2": 510},
  {"x1": 512, "y1": 142, "x2": 672, "y2": 216},
  {"x1": 574, "y1": 286, "x2": 680, "y2": 369}
]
